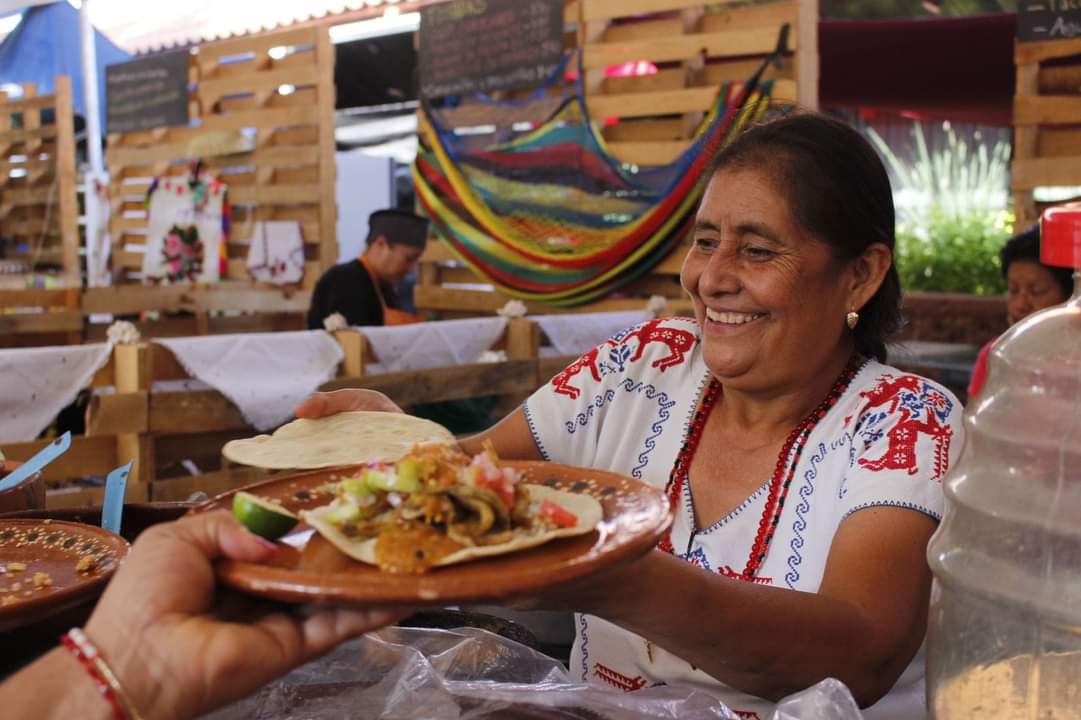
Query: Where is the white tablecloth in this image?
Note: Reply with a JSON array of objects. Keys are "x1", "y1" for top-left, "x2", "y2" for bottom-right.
[
  {"x1": 533, "y1": 310, "x2": 649, "y2": 357},
  {"x1": 156, "y1": 331, "x2": 344, "y2": 431},
  {"x1": 359, "y1": 318, "x2": 508, "y2": 374},
  {"x1": 0, "y1": 343, "x2": 112, "y2": 443}
]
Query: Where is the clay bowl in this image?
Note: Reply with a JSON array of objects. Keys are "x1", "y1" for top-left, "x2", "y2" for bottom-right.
[{"x1": 0, "y1": 461, "x2": 45, "y2": 515}]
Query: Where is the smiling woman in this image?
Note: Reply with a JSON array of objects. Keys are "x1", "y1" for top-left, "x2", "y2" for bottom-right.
[{"x1": 297, "y1": 113, "x2": 966, "y2": 719}]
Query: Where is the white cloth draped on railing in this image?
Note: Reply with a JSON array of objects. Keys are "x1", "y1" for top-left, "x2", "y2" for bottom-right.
[
  {"x1": 0, "y1": 343, "x2": 112, "y2": 443},
  {"x1": 155, "y1": 331, "x2": 344, "y2": 431},
  {"x1": 358, "y1": 317, "x2": 509, "y2": 375},
  {"x1": 532, "y1": 311, "x2": 650, "y2": 358}
]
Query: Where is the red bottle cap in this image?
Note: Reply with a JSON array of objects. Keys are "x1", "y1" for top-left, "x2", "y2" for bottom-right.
[{"x1": 1040, "y1": 204, "x2": 1081, "y2": 269}]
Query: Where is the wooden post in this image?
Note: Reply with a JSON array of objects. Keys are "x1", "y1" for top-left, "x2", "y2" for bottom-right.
[
  {"x1": 796, "y1": 0, "x2": 819, "y2": 110},
  {"x1": 504, "y1": 318, "x2": 540, "y2": 362},
  {"x1": 493, "y1": 318, "x2": 541, "y2": 417},
  {"x1": 315, "y1": 29, "x2": 338, "y2": 275},
  {"x1": 1013, "y1": 58, "x2": 1039, "y2": 227},
  {"x1": 334, "y1": 329, "x2": 366, "y2": 378},
  {"x1": 114, "y1": 343, "x2": 153, "y2": 500},
  {"x1": 53, "y1": 76, "x2": 81, "y2": 288}
]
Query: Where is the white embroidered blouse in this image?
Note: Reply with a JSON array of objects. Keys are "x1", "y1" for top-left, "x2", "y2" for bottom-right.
[{"x1": 523, "y1": 317, "x2": 964, "y2": 720}]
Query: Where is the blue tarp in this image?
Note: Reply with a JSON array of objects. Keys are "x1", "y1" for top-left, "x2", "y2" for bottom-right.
[{"x1": 0, "y1": 1, "x2": 130, "y2": 125}]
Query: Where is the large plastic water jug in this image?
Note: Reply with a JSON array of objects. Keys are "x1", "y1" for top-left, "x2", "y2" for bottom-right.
[{"x1": 926, "y1": 205, "x2": 1081, "y2": 718}]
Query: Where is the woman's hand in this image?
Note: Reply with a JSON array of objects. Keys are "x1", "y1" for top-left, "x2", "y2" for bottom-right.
[
  {"x1": 83, "y1": 511, "x2": 406, "y2": 720},
  {"x1": 295, "y1": 389, "x2": 404, "y2": 419}
]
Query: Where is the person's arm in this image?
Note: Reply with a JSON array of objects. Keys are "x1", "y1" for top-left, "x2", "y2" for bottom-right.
[
  {"x1": 0, "y1": 511, "x2": 404, "y2": 720},
  {"x1": 1, "y1": 648, "x2": 117, "y2": 720},
  {"x1": 563, "y1": 507, "x2": 935, "y2": 707}
]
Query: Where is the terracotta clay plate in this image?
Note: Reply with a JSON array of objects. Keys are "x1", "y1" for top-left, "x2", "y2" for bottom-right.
[
  {"x1": 0, "y1": 520, "x2": 129, "y2": 631},
  {"x1": 196, "y1": 461, "x2": 673, "y2": 606}
]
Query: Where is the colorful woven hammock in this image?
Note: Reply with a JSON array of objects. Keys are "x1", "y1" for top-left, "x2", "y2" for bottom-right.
[{"x1": 413, "y1": 31, "x2": 788, "y2": 306}]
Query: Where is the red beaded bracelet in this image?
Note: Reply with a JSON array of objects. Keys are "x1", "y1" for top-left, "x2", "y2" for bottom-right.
[{"x1": 60, "y1": 628, "x2": 145, "y2": 720}]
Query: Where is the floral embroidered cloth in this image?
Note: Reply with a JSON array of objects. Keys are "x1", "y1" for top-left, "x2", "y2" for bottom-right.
[
  {"x1": 523, "y1": 317, "x2": 965, "y2": 720},
  {"x1": 0, "y1": 344, "x2": 112, "y2": 443},
  {"x1": 155, "y1": 331, "x2": 343, "y2": 431},
  {"x1": 142, "y1": 174, "x2": 229, "y2": 283}
]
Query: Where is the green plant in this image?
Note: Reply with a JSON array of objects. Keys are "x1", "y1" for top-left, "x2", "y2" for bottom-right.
[
  {"x1": 865, "y1": 121, "x2": 1013, "y2": 295},
  {"x1": 895, "y1": 209, "x2": 1011, "y2": 295}
]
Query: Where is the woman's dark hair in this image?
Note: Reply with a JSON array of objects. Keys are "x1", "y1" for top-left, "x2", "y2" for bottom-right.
[
  {"x1": 1000, "y1": 224, "x2": 1074, "y2": 299},
  {"x1": 704, "y1": 112, "x2": 901, "y2": 362}
]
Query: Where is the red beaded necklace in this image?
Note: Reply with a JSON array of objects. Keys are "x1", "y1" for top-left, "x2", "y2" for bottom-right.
[{"x1": 657, "y1": 357, "x2": 863, "y2": 580}]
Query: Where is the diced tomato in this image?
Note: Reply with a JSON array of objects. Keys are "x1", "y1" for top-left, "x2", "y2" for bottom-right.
[
  {"x1": 475, "y1": 473, "x2": 515, "y2": 509},
  {"x1": 539, "y1": 500, "x2": 578, "y2": 529}
]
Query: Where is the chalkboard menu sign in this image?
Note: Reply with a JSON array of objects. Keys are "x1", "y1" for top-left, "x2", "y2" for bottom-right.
[
  {"x1": 105, "y1": 51, "x2": 190, "y2": 134},
  {"x1": 419, "y1": 0, "x2": 564, "y2": 99},
  {"x1": 1018, "y1": 1, "x2": 1081, "y2": 43}
]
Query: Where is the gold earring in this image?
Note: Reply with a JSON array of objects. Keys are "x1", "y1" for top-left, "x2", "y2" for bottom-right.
[{"x1": 846, "y1": 311, "x2": 859, "y2": 330}]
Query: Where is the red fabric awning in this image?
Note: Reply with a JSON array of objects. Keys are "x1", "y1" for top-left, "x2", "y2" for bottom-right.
[{"x1": 820, "y1": 13, "x2": 1017, "y2": 126}]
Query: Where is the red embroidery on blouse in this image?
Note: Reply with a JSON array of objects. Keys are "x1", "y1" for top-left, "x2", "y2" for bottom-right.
[
  {"x1": 551, "y1": 345, "x2": 608, "y2": 400},
  {"x1": 734, "y1": 711, "x2": 762, "y2": 719},
  {"x1": 858, "y1": 407, "x2": 953, "y2": 480},
  {"x1": 857, "y1": 375, "x2": 953, "y2": 480},
  {"x1": 593, "y1": 663, "x2": 647, "y2": 691},
  {"x1": 624, "y1": 318, "x2": 697, "y2": 371},
  {"x1": 857, "y1": 374, "x2": 922, "y2": 414}
]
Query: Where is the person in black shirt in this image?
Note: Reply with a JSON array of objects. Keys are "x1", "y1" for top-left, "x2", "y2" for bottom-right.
[{"x1": 307, "y1": 209, "x2": 428, "y2": 329}]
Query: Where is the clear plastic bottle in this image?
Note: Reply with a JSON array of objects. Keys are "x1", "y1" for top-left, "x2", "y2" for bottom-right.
[{"x1": 926, "y1": 206, "x2": 1081, "y2": 719}]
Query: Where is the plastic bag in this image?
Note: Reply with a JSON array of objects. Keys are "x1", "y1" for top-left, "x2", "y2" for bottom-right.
[{"x1": 205, "y1": 626, "x2": 863, "y2": 719}]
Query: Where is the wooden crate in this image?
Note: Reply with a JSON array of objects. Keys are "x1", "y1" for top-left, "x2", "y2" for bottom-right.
[
  {"x1": 1012, "y1": 37, "x2": 1081, "y2": 227},
  {"x1": 0, "y1": 287, "x2": 82, "y2": 348},
  {"x1": 81, "y1": 320, "x2": 549, "y2": 501},
  {"x1": 415, "y1": 0, "x2": 816, "y2": 318},
  {"x1": 100, "y1": 26, "x2": 337, "y2": 337}
]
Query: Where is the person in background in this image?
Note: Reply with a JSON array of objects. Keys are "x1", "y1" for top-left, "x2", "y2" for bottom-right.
[
  {"x1": 0, "y1": 511, "x2": 404, "y2": 720},
  {"x1": 307, "y1": 209, "x2": 428, "y2": 329},
  {"x1": 308, "y1": 207, "x2": 497, "y2": 435},
  {"x1": 967, "y1": 224, "x2": 1074, "y2": 398}
]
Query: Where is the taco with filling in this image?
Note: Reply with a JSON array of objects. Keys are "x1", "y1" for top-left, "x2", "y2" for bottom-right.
[{"x1": 301, "y1": 444, "x2": 602, "y2": 574}]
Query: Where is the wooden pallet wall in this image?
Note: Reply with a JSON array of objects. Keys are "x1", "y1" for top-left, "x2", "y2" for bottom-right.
[
  {"x1": 97, "y1": 26, "x2": 337, "y2": 336},
  {"x1": 581, "y1": 0, "x2": 810, "y2": 166},
  {"x1": 0, "y1": 78, "x2": 79, "y2": 285},
  {"x1": 1012, "y1": 37, "x2": 1081, "y2": 227},
  {"x1": 415, "y1": 0, "x2": 815, "y2": 318}
]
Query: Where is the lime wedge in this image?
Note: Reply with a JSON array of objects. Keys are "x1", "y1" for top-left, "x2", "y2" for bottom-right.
[{"x1": 232, "y1": 491, "x2": 298, "y2": 540}]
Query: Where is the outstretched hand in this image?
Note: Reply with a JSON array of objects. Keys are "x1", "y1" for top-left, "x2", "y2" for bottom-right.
[
  {"x1": 84, "y1": 511, "x2": 406, "y2": 720},
  {"x1": 294, "y1": 389, "x2": 404, "y2": 419}
]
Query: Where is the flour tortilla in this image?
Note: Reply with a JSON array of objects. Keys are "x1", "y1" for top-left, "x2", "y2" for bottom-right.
[
  {"x1": 222, "y1": 412, "x2": 455, "y2": 470},
  {"x1": 302, "y1": 484, "x2": 603, "y2": 568}
]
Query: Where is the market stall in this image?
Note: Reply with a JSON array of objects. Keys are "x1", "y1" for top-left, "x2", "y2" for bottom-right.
[{"x1": 93, "y1": 25, "x2": 338, "y2": 338}]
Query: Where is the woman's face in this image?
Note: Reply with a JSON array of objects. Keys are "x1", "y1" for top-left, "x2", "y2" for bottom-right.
[
  {"x1": 681, "y1": 168, "x2": 856, "y2": 390},
  {"x1": 1006, "y1": 260, "x2": 1068, "y2": 325}
]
